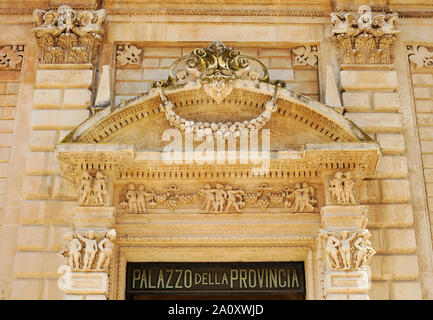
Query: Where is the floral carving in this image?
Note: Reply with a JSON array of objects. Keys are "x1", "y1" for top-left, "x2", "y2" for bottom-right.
[
  {"x1": 292, "y1": 45, "x2": 318, "y2": 67},
  {"x1": 407, "y1": 45, "x2": 433, "y2": 68},
  {"x1": 0, "y1": 45, "x2": 24, "y2": 70},
  {"x1": 32, "y1": 5, "x2": 106, "y2": 64},
  {"x1": 330, "y1": 5, "x2": 399, "y2": 64},
  {"x1": 320, "y1": 230, "x2": 375, "y2": 270},
  {"x1": 328, "y1": 171, "x2": 356, "y2": 205},
  {"x1": 60, "y1": 230, "x2": 116, "y2": 271},
  {"x1": 78, "y1": 171, "x2": 107, "y2": 206},
  {"x1": 116, "y1": 44, "x2": 142, "y2": 66}
]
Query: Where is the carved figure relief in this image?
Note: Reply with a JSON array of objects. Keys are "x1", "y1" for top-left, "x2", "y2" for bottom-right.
[
  {"x1": 78, "y1": 171, "x2": 107, "y2": 206},
  {"x1": 198, "y1": 184, "x2": 246, "y2": 213},
  {"x1": 328, "y1": 171, "x2": 357, "y2": 205},
  {"x1": 116, "y1": 44, "x2": 142, "y2": 66},
  {"x1": 407, "y1": 45, "x2": 433, "y2": 68},
  {"x1": 0, "y1": 45, "x2": 24, "y2": 70},
  {"x1": 292, "y1": 45, "x2": 318, "y2": 67},
  {"x1": 119, "y1": 184, "x2": 195, "y2": 212},
  {"x1": 32, "y1": 5, "x2": 106, "y2": 64},
  {"x1": 320, "y1": 230, "x2": 375, "y2": 270},
  {"x1": 330, "y1": 5, "x2": 399, "y2": 64},
  {"x1": 60, "y1": 230, "x2": 116, "y2": 271},
  {"x1": 118, "y1": 182, "x2": 317, "y2": 213}
]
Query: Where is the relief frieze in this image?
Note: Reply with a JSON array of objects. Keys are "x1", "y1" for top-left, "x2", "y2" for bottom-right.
[{"x1": 116, "y1": 182, "x2": 319, "y2": 214}]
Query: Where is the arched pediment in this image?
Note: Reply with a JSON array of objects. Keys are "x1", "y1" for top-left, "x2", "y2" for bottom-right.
[
  {"x1": 62, "y1": 81, "x2": 371, "y2": 150},
  {"x1": 62, "y1": 40, "x2": 371, "y2": 151}
]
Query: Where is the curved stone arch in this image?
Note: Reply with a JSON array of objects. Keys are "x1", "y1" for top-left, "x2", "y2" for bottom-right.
[{"x1": 62, "y1": 83, "x2": 371, "y2": 145}]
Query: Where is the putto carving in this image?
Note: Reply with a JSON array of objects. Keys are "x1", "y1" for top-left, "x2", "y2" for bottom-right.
[
  {"x1": 330, "y1": 5, "x2": 399, "y2": 64},
  {"x1": 246, "y1": 182, "x2": 317, "y2": 212},
  {"x1": 119, "y1": 184, "x2": 195, "y2": 212},
  {"x1": 60, "y1": 229, "x2": 116, "y2": 271},
  {"x1": 199, "y1": 184, "x2": 246, "y2": 213},
  {"x1": 0, "y1": 45, "x2": 24, "y2": 70},
  {"x1": 407, "y1": 45, "x2": 433, "y2": 69},
  {"x1": 116, "y1": 44, "x2": 142, "y2": 66},
  {"x1": 32, "y1": 5, "x2": 106, "y2": 64},
  {"x1": 292, "y1": 45, "x2": 318, "y2": 67},
  {"x1": 328, "y1": 171, "x2": 356, "y2": 205},
  {"x1": 320, "y1": 230, "x2": 375, "y2": 270},
  {"x1": 78, "y1": 171, "x2": 107, "y2": 206}
]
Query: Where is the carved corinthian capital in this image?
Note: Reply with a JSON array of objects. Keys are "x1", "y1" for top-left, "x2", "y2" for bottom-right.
[
  {"x1": 330, "y1": 5, "x2": 399, "y2": 65},
  {"x1": 32, "y1": 5, "x2": 106, "y2": 64}
]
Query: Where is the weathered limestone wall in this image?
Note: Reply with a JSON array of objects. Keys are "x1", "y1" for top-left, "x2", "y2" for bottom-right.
[{"x1": 8, "y1": 61, "x2": 93, "y2": 298}]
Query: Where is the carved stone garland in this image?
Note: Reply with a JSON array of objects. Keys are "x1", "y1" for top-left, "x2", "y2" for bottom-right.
[
  {"x1": 154, "y1": 41, "x2": 285, "y2": 141},
  {"x1": 32, "y1": 5, "x2": 106, "y2": 64},
  {"x1": 330, "y1": 5, "x2": 399, "y2": 65}
]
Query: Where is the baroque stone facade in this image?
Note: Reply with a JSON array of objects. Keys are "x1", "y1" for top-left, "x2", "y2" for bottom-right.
[{"x1": 0, "y1": 0, "x2": 433, "y2": 300}]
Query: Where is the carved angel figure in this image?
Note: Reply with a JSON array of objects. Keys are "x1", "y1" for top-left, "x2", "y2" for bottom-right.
[
  {"x1": 136, "y1": 184, "x2": 154, "y2": 213},
  {"x1": 76, "y1": 231, "x2": 98, "y2": 271},
  {"x1": 60, "y1": 232, "x2": 82, "y2": 270},
  {"x1": 78, "y1": 171, "x2": 93, "y2": 205},
  {"x1": 125, "y1": 183, "x2": 139, "y2": 213},
  {"x1": 96, "y1": 230, "x2": 116, "y2": 270},
  {"x1": 339, "y1": 231, "x2": 358, "y2": 269},
  {"x1": 225, "y1": 185, "x2": 246, "y2": 213},
  {"x1": 93, "y1": 171, "x2": 107, "y2": 205},
  {"x1": 57, "y1": 5, "x2": 76, "y2": 33},
  {"x1": 321, "y1": 233, "x2": 341, "y2": 269}
]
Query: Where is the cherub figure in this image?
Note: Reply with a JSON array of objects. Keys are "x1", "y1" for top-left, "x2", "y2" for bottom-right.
[
  {"x1": 321, "y1": 233, "x2": 341, "y2": 269},
  {"x1": 225, "y1": 185, "x2": 245, "y2": 213},
  {"x1": 136, "y1": 185, "x2": 153, "y2": 213},
  {"x1": 96, "y1": 230, "x2": 116, "y2": 270},
  {"x1": 93, "y1": 171, "x2": 107, "y2": 205},
  {"x1": 77, "y1": 231, "x2": 98, "y2": 270},
  {"x1": 291, "y1": 183, "x2": 304, "y2": 212},
  {"x1": 57, "y1": 5, "x2": 76, "y2": 33},
  {"x1": 354, "y1": 232, "x2": 370, "y2": 269},
  {"x1": 199, "y1": 184, "x2": 217, "y2": 213},
  {"x1": 73, "y1": 9, "x2": 106, "y2": 39},
  {"x1": 214, "y1": 184, "x2": 228, "y2": 212},
  {"x1": 125, "y1": 184, "x2": 138, "y2": 213},
  {"x1": 32, "y1": 9, "x2": 63, "y2": 38},
  {"x1": 60, "y1": 232, "x2": 82, "y2": 270},
  {"x1": 329, "y1": 171, "x2": 346, "y2": 204},
  {"x1": 339, "y1": 231, "x2": 358, "y2": 269},
  {"x1": 342, "y1": 172, "x2": 356, "y2": 204},
  {"x1": 78, "y1": 171, "x2": 93, "y2": 205}
]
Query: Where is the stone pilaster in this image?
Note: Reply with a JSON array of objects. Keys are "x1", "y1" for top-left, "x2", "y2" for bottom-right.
[
  {"x1": 319, "y1": 171, "x2": 375, "y2": 300},
  {"x1": 57, "y1": 170, "x2": 116, "y2": 300}
]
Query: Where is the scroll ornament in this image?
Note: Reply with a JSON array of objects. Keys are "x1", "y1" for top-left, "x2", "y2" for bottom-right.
[
  {"x1": 292, "y1": 45, "x2": 319, "y2": 67},
  {"x1": 320, "y1": 230, "x2": 376, "y2": 270},
  {"x1": 116, "y1": 44, "x2": 142, "y2": 66},
  {"x1": 154, "y1": 41, "x2": 285, "y2": 141},
  {"x1": 0, "y1": 45, "x2": 24, "y2": 70},
  {"x1": 60, "y1": 230, "x2": 116, "y2": 271},
  {"x1": 407, "y1": 45, "x2": 433, "y2": 68},
  {"x1": 32, "y1": 5, "x2": 106, "y2": 64},
  {"x1": 330, "y1": 5, "x2": 399, "y2": 64}
]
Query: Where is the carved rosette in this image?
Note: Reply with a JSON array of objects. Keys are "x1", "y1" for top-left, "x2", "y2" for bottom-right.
[
  {"x1": 330, "y1": 5, "x2": 399, "y2": 65},
  {"x1": 116, "y1": 44, "x2": 142, "y2": 67},
  {"x1": 32, "y1": 5, "x2": 106, "y2": 64},
  {"x1": 292, "y1": 45, "x2": 318, "y2": 67},
  {"x1": 0, "y1": 45, "x2": 24, "y2": 70}
]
